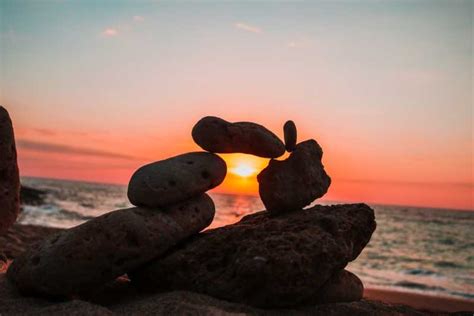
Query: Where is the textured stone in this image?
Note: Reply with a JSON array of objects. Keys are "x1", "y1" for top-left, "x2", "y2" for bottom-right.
[
  {"x1": 128, "y1": 152, "x2": 226, "y2": 208},
  {"x1": 283, "y1": 120, "x2": 297, "y2": 152},
  {"x1": 0, "y1": 106, "x2": 20, "y2": 236},
  {"x1": 257, "y1": 140, "x2": 331, "y2": 214},
  {"x1": 7, "y1": 194, "x2": 215, "y2": 298},
  {"x1": 131, "y1": 203, "x2": 376, "y2": 308},
  {"x1": 192, "y1": 116, "x2": 285, "y2": 158},
  {"x1": 313, "y1": 270, "x2": 364, "y2": 304}
]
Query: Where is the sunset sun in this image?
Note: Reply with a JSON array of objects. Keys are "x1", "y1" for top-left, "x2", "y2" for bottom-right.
[{"x1": 230, "y1": 163, "x2": 257, "y2": 177}]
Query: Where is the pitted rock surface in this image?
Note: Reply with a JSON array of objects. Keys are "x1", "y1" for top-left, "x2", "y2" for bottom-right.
[
  {"x1": 7, "y1": 194, "x2": 215, "y2": 298},
  {"x1": 131, "y1": 203, "x2": 376, "y2": 307},
  {"x1": 257, "y1": 139, "x2": 331, "y2": 214},
  {"x1": 128, "y1": 152, "x2": 226, "y2": 207},
  {"x1": 192, "y1": 116, "x2": 285, "y2": 158}
]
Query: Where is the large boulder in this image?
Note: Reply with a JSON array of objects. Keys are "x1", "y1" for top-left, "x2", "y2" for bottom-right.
[
  {"x1": 0, "y1": 106, "x2": 20, "y2": 236},
  {"x1": 131, "y1": 203, "x2": 376, "y2": 307},
  {"x1": 7, "y1": 194, "x2": 215, "y2": 298},
  {"x1": 128, "y1": 152, "x2": 226, "y2": 208},
  {"x1": 257, "y1": 140, "x2": 331, "y2": 214},
  {"x1": 192, "y1": 116, "x2": 285, "y2": 158}
]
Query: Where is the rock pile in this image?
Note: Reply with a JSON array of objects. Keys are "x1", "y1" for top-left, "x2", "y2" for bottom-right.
[
  {"x1": 8, "y1": 149, "x2": 225, "y2": 297},
  {"x1": 7, "y1": 115, "x2": 376, "y2": 310}
]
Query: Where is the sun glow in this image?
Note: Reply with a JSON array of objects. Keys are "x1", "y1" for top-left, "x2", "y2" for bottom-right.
[
  {"x1": 230, "y1": 163, "x2": 257, "y2": 177},
  {"x1": 213, "y1": 154, "x2": 269, "y2": 195}
]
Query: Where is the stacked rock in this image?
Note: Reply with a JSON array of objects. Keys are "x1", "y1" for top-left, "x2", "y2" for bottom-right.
[
  {"x1": 8, "y1": 151, "x2": 226, "y2": 297},
  {"x1": 130, "y1": 116, "x2": 374, "y2": 308},
  {"x1": 7, "y1": 115, "x2": 376, "y2": 310}
]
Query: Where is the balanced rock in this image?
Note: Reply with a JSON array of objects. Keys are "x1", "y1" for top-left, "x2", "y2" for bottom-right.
[
  {"x1": 131, "y1": 203, "x2": 376, "y2": 308},
  {"x1": 128, "y1": 152, "x2": 226, "y2": 208},
  {"x1": 192, "y1": 116, "x2": 285, "y2": 158},
  {"x1": 283, "y1": 120, "x2": 297, "y2": 152},
  {"x1": 7, "y1": 194, "x2": 215, "y2": 298},
  {"x1": 313, "y1": 270, "x2": 364, "y2": 304},
  {"x1": 0, "y1": 106, "x2": 20, "y2": 236},
  {"x1": 257, "y1": 139, "x2": 331, "y2": 214}
]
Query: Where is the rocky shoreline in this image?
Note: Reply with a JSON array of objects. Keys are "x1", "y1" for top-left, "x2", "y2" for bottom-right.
[{"x1": 1, "y1": 110, "x2": 473, "y2": 315}]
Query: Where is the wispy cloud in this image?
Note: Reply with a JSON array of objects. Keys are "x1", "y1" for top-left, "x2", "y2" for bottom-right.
[
  {"x1": 17, "y1": 139, "x2": 140, "y2": 160},
  {"x1": 133, "y1": 15, "x2": 144, "y2": 22},
  {"x1": 234, "y1": 22, "x2": 262, "y2": 34},
  {"x1": 101, "y1": 28, "x2": 118, "y2": 37}
]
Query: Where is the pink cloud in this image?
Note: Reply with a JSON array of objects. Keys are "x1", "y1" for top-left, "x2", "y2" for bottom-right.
[{"x1": 102, "y1": 28, "x2": 118, "y2": 37}]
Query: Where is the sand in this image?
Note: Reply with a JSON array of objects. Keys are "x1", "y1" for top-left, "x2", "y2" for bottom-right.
[{"x1": 364, "y1": 287, "x2": 474, "y2": 313}]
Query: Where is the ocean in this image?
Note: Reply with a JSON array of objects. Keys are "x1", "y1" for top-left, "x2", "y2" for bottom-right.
[{"x1": 18, "y1": 177, "x2": 474, "y2": 301}]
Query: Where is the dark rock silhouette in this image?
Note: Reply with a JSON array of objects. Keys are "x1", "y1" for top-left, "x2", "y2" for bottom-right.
[
  {"x1": 7, "y1": 195, "x2": 215, "y2": 298},
  {"x1": 192, "y1": 116, "x2": 285, "y2": 158},
  {"x1": 257, "y1": 140, "x2": 331, "y2": 214},
  {"x1": 131, "y1": 203, "x2": 376, "y2": 308},
  {"x1": 313, "y1": 270, "x2": 364, "y2": 304},
  {"x1": 0, "y1": 273, "x2": 442, "y2": 315},
  {"x1": 20, "y1": 186, "x2": 46, "y2": 206},
  {"x1": 283, "y1": 120, "x2": 297, "y2": 152},
  {"x1": 0, "y1": 106, "x2": 19, "y2": 236},
  {"x1": 128, "y1": 152, "x2": 226, "y2": 208}
]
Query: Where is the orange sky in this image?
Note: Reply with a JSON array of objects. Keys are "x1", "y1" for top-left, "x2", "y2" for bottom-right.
[
  {"x1": 2, "y1": 1, "x2": 473, "y2": 210},
  {"x1": 12, "y1": 119, "x2": 473, "y2": 211}
]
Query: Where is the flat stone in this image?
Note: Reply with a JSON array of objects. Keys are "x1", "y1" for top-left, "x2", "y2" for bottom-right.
[
  {"x1": 7, "y1": 194, "x2": 215, "y2": 298},
  {"x1": 0, "y1": 106, "x2": 20, "y2": 236},
  {"x1": 192, "y1": 116, "x2": 285, "y2": 158},
  {"x1": 283, "y1": 120, "x2": 297, "y2": 152},
  {"x1": 131, "y1": 203, "x2": 376, "y2": 308},
  {"x1": 257, "y1": 140, "x2": 331, "y2": 214},
  {"x1": 313, "y1": 270, "x2": 364, "y2": 304},
  {"x1": 128, "y1": 152, "x2": 226, "y2": 208}
]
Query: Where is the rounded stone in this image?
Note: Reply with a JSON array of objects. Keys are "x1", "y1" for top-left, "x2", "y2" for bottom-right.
[
  {"x1": 127, "y1": 152, "x2": 226, "y2": 208},
  {"x1": 283, "y1": 120, "x2": 297, "y2": 152},
  {"x1": 313, "y1": 270, "x2": 364, "y2": 304},
  {"x1": 257, "y1": 139, "x2": 331, "y2": 214},
  {"x1": 7, "y1": 194, "x2": 215, "y2": 298},
  {"x1": 0, "y1": 106, "x2": 20, "y2": 236},
  {"x1": 192, "y1": 116, "x2": 285, "y2": 158}
]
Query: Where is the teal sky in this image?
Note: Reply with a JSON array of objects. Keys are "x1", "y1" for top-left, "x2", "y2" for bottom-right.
[{"x1": 0, "y1": 0, "x2": 472, "y2": 209}]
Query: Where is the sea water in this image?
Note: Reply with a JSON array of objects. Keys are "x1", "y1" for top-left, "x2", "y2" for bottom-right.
[{"x1": 18, "y1": 177, "x2": 474, "y2": 301}]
